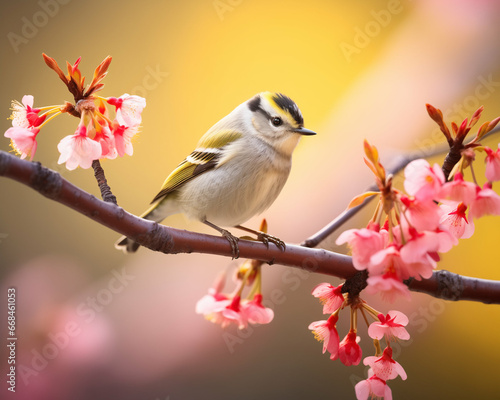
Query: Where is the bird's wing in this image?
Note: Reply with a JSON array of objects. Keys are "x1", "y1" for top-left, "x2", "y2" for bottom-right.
[{"x1": 150, "y1": 129, "x2": 242, "y2": 204}]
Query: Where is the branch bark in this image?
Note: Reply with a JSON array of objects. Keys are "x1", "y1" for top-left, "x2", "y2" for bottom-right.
[{"x1": 1, "y1": 150, "x2": 500, "y2": 305}]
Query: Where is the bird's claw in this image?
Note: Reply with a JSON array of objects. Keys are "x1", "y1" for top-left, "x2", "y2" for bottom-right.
[
  {"x1": 257, "y1": 232, "x2": 286, "y2": 252},
  {"x1": 220, "y1": 228, "x2": 240, "y2": 259}
]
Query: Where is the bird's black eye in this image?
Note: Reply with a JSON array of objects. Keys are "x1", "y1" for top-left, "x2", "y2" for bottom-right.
[{"x1": 271, "y1": 117, "x2": 283, "y2": 127}]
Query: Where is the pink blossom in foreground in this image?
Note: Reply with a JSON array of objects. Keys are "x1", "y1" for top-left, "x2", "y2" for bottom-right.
[
  {"x1": 112, "y1": 122, "x2": 139, "y2": 157},
  {"x1": 469, "y1": 183, "x2": 500, "y2": 219},
  {"x1": 308, "y1": 313, "x2": 340, "y2": 360},
  {"x1": 364, "y1": 347, "x2": 407, "y2": 381},
  {"x1": 339, "y1": 331, "x2": 362, "y2": 366},
  {"x1": 221, "y1": 295, "x2": 248, "y2": 329},
  {"x1": 57, "y1": 124, "x2": 102, "y2": 170},
  {"x1": 243, "y1": 294, "x2": 274, "y2": 325},
  {"x1": 439, "y1": 172, "x2": 477, "y2": 205},
  {"x1": 355, "y1": 375, "x2": 392, "y2": 400},
  {"x1": 311, "y1": 283, "x2": 345, "y2": 314},
  {"x1": 4, "y1": 126, "x2": 39, "y2": 160},
  {"x1": 107, "y1": 94, "x2": 146, "y2": 126},
  {"x1": 404, "y1": 159, "x2": 444, "y2": 201},
  {"x1": 485, "y1": 145, "x2": 500, "y2": 182},
  {"x1": 400, "y1": 195, "x2": 441, "y2": 231},
  {"x1": 366, "y1": 272, "x2": 412, "y2": 302},
  {"x1": 336, "y1": 227, "x2": 387, "y2": 270},
  {"x1": 94, "y1": 126, "x2": 117, "y2": 160},
  {"x1": 439, "y1": 203, "x2": 475, "y2": 239},
  {"x1": 399, "y1": 228, "x2": 439, "y2": 267},
  {"x1": 368, "y1": 311, "x2": 410, "y2": 341}
]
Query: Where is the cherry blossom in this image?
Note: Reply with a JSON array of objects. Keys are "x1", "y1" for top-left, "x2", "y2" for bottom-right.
[
  {"x1": 469, "y1": 183, "x2": 500, "y2": 219},
  {"x1": 9, "y1": 95, "x2": 46, "y2": 128},
  {"x1": 4, "y1": 126, "x2": 39, "y2": 160},
  {"x1": 243, "y1": 294, "x2": 274, "y2": 325},
  {"x1": 400, "y1": 195, "x2": 441, "y2": 231},
  {"x1": 336, "y1": 227, "x2": 387, "y2": 270},
  {"x1": 311, "y1": 283, "x2": 345, "y2": 314},
  {"x1": 364, "y1": 347, "x2": 407, "y2": 381},
  {"x1": 485, "y1": 145, "x2": 500, "y2": 182},
  {"x1": 107, "y1": 94, "x2": 146, "y2": 126},
  {"x1": 439, "y1": 172, "x2": 477, "y2": 205},
  {"x1": 404, "y1": 159, "x2": 445, "y2": 201},
  {"x1": 368, "y1": 310, "x2": 410, "y2": 341},
  {"x1": 355, "y1": 375, "x2": 392, "y2": 400},
  {"x1": 57, "y1": 124, "x2": 102, "y2": 170},
  {"x1": 112, "y1": 122, "x2": 139, "y2": 157},
  {"x1": 439, "y1": 203, "x2": 474, "y2": 239},
  {"x1": 308, "y1": 313, "x2": 340, "y2": 360},
  {"x1": 366, "y1": 272, "x2": 412, "y2": 302},
  {"x1": 338, "y1": 331, "x2": 362, "y2": 366}
]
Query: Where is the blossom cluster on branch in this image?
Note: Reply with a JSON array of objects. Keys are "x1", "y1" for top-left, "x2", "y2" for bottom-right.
[{"x1": 4, "y1": 54, "x2": 146, "y2": 170}]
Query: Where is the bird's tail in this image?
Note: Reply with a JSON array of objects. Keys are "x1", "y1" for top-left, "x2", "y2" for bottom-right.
[{"x1": 114, "y1": 202, "x2": 169, "y2": 253}]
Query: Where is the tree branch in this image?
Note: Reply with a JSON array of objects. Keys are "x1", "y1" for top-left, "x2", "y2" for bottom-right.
[{"x1": 1, "y1": 149, "x2": 500, "y2": 304}]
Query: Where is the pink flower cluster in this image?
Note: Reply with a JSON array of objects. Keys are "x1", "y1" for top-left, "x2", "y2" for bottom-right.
[
  {"x1": 336, "y1": 141, "x2": 500, "y2": 303},
  {"x1": 308, "y1": 283, "x2": 409, "y2": 399},
  {"x1": 4, "y1": 55, "x2": 146, "y2": 170}
]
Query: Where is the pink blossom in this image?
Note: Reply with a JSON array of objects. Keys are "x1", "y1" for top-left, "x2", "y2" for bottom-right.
[
  {"x1": 404, "y1": 159, "x2": 444, "y2": 201},
  {"x1": 57, "y1": 124, "x2": 102, "y2": 170},
  {"x1": 94, "y1": 126, "x2": 117, "y2": 160},
  {"x1": 243, "y1": 294, "x2": 274, "y2": 325},
  {"x1": 368, "y1": 310, "x2": 410, "y2": 341},
  {"x1": 399, "y1": 228, "x2": 439, "y2": 268},
  {"x1": 439, "y1": 172, "x2": 478, "y2": 205},
  {"x1": 4, "y1": 126, "x2": 39, "y2": 160},
  {"x1": 355, "y1": 375, "x2": 392, "y2": 400},
  {"x1": 400, "y1": 195, "x2": 441, "y2": 231},
  {"x1": 308, "y1": 314, "x2": 340, "y2": 360},
  {"x1": 364, "y1": 347, "x2": 407, "y2": 381},
  {"x1": 366, "y1": 272, "x2": 412, "y2": 302},
  {"x1": 469, "y1": 183, "x2": 500, "y2": 219},
  {"x1": 370, "y1": 244, "x2": 434, "y2": 281},
  {"x1": 112, "y1": 122, "x2": 139, "y2": 157},
  {"x1": 339, "y1": 331, "x2": 362, "y2": 366},
  {"x1": 439, "y1": 203, "x2": 474, "y2": 239},
  {"x1": 485, "y1": 145, "x2": 500, "y2": 182},
  {"x1": 311, "y1": 283, "x2": 345, "y2": 314},
  {"x1": 107, "y1": 94, "x2": 146, "y2": 126},
  {"x1": 221, "y1": 295, "x2": 249, "y2": 329},
  {"x1": 10, "y1": 95, "x2": 46, "y2": 128},
  {"x1": 336, "y1": 227, "x2": 387, "y2": 270}
]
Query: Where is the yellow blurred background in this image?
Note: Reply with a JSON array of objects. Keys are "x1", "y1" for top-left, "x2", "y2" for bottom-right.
[{"x1": 1, "y1": 0, "x2": 500, "y2": 399}]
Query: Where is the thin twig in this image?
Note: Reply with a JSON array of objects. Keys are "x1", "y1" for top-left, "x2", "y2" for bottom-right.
[
  {"x1": 92, "y1": 159, "x2": 117, "y2": 205},
  {"x1": 1, "y1": 150, "x2": 499, "y2": 304}
]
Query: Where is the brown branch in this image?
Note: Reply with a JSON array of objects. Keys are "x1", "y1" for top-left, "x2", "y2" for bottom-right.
[{"x1": 1, "y1": 150, "x2": 500, "y2": 304}]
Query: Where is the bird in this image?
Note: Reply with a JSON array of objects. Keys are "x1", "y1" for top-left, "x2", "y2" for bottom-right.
[{"x1": 115, "y1": 91, "x2": 316, "y2": 257}]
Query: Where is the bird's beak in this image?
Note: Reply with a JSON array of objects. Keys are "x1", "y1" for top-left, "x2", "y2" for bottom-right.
[{"x1": 293, "y1": 127, "x2": 317, "y2": 136}]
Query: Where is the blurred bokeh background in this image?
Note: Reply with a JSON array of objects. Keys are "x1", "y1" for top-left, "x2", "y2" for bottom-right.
[{"x1": 1, "y1": 0, "x2": 500, "y2": 399}]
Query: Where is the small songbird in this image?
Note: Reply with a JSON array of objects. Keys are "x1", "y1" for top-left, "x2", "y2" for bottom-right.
[{"x1": 115, "y1": 92, "x2": 316, "y2": 257}]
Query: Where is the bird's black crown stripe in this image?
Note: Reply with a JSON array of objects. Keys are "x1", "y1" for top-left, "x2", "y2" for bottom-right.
[
  {"x1": 247, "y1": 95, "x2": 261, "y2": 112},
  {"x1": 272, "y1": 93, "x2": 304, "y2": 126}
]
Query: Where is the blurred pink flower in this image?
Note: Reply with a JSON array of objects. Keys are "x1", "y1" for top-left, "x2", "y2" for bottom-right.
[
  {"x1": 57, "y1": 124, "x2": 102, "y2": 170},
  {"x1": 355, "y1": 375, "x2": 392, "y2": 400},
  {"x1": 4, "y1": 126, "x2": 39, "y2": 160},
  {"x1": 368, "y1": 310, "x2": 410, "y2": 341},
  {"x1": 364, "y1": 346, "x2": 407, "y2": 381},
  {"x1": 308, "y1": 313, "x2": 340, "y2": 360},
  {"x1": 404, "y1": 159, "x2": 444, "y2": 201},
  {"x1": 107, "y1": 94, "x2": 146, "y2": 126},
  {"x1": 469, "y1": 183, "x2": 500, "y2": 219},
  {"x1": 439, "y1": 172, "x2": 478, "y2": 205},
  {"x1": 400, "y1": 195, "x2": 441, "y2": 231},
  {"x1": 311, "y1": 282, "x2": 345, "y2": 314},
  {"x1": 243, "y1": 294, "x2": 274, "y2": 325},
  {"x1": 485, "y1": 145, "x2": 500, "y2": 182},
  {"x1": 339, "y1": 331, "x2": 362, "y2": 366}
]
